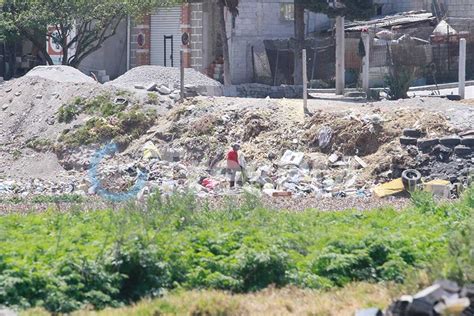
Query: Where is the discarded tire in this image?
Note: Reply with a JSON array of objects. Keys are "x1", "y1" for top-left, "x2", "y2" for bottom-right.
[
  {"x1": 402, "y1": 169, "x2": 422, "y2": 191},
  {"x1": 400, "y1": 137, "x2": 418, "y2": 146},
  {"x1": 439, "y1": 136, "x2": 461, "y2": 148},
  {"x1": 417, "y1": 138, "x2": 439, "y2": 151},
  {"x1": 454, "y1": 145, "x2": 472, "y2": 156},
  {"x1": 403, "y1": 128, "x2": 423, "y2": 138},
  {"x1": 461, "y1": 137, "x2": 474, "y2": 147}
]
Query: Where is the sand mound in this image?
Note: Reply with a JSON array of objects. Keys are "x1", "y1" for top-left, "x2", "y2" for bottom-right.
[
  {"x1": 26, "y1": 65, "x2": 96, "y2": 84},
  {"x1": 108, "y1": 65, "x2": 222, "y2": 89}
]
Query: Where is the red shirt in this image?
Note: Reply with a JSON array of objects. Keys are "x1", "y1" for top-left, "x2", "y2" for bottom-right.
[{"x1": 227, "y1": 150, "x2": 238, "y2": 163}]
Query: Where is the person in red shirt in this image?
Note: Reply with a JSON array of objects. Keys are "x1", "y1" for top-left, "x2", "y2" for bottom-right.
[{"x1": 227, "y1": 144, "x2": 242, "y2": 188}]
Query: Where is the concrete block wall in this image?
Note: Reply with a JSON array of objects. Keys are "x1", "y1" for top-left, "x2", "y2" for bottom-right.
[
  {"x1": 374, "y1": 0, "x2": 432, "y2": 15},
  {"x1": 190, "y1": 2, "x2": 204, "y2": 71},
  {"x1": 443, "y1": 0, "x2": 474, "y2": 18},
  {"x1": 229, "y1": 0, "x2": 296, "y2": 84}
]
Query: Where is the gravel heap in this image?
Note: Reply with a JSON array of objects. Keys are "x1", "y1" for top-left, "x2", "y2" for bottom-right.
[
  {"x1": 108, "y1": 65, "x2": 222, "y2": 89},
  {"x1": 26, "y1": 65, "x2": 96, "y2": 84}
]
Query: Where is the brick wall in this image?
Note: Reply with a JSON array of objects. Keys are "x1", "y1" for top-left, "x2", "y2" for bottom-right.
[{"x1": 130, "y1": 15, "x2": 151, "y2": 68}]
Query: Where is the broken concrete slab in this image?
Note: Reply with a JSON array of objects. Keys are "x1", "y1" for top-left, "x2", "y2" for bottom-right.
[
  {"x1": 400, "y1": 137, "x2": 418, "y2": 146},
  {"x1": 146, "y1": 82, "x2": 158, "y2": 91},
  {"x1": 279, "y1": 150, "x2": 304, "y2": 167}
]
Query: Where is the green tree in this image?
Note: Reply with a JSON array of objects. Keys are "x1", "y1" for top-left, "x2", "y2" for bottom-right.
[
  {"x1": 293, "y1": 0, "x2": 373, "y2": 84},
  {"x1": 0, "y1": 0, "x2": 178, "y2": 67}
]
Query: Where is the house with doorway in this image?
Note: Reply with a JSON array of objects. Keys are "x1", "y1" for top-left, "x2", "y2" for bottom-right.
[{"x1": 128, "y1": 1, "x2": 331, "y2": 84}]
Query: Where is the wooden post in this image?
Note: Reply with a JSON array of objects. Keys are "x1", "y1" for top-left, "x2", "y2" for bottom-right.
[
  {"x1": 362, "y1": 31, "x2": 370, "y2": 94},
  {"x1": 335, "y1": 16, "x2": 345, "y2": 95},
  {"x1": 302, "y1": 49, "x2": 308, "y2": 114},
  {"x1": 459, "y1": 38, "x2": 466, "y2": 99},
  {"x1": 180, "y1": 49, "x2": 184, "y2": 100}
]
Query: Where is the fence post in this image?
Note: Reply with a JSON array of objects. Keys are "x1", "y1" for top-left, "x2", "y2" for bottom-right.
[
  {"x1": 180, "y1": 49, "x2": 185, "y2": 100},
  {"x1": 362, "y1": 31, "x2": 370, "y2": 94},
  {"x1": 302, "y1": 49, "x2": 308, "y2": 114},
  {"x1": 459, "y1": 38, "x2": 466, "y2": 99},
  {"x1": 335, "y1": 16, "x2": 345, "y2": 95}
]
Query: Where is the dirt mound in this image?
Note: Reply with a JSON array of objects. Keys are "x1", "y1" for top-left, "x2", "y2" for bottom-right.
[
  {"x1": 26, "y1": 65, "x2": 96, "y2": 83},
  {"x1": 108, "y1": 65, "x2": 222, "y2": 90}
]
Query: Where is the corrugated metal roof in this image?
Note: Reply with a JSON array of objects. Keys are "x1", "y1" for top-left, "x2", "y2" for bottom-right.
[{"x1": 345, "y1": 11, "x2": 436, "y2": 32}]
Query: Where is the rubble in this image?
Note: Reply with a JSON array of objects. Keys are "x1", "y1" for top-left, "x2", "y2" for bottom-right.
[{"x1": 381, "y1": 280, "x2": 473, "y2": 316}]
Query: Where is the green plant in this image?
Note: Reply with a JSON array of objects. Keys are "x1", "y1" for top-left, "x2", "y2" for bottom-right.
[
  {"x1": 0, "y1": 190, "x2": 471, "y2": 313},
  {"x1": 26, "y1": 138, "x2": 53, "y2": 152},
  {"x1": 146, "y1": 93, "x2": 159, "y2": 105}
]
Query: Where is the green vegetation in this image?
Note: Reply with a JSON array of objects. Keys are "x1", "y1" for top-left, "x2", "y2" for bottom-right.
[
  {"x1": 0, "y1": 194, "x2": 83, "y2": 205},
  {"x1": 146, "y1": 93, "x2": 159, "y2": 105},
  {"x1": 58, "y1": 107, "x2": 156, "y2": 146},
  {"x1": 1, "y1": 189, "x2": 473, "y2": 314},
  {"x1": 26, "y1": 138, "x2": 54, "y2": 152},
  {"x1": 57, "y1": 95, "x2": 128, "y2": 123}
]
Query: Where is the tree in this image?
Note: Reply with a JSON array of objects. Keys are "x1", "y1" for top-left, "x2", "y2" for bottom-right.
[
  {"x1": 293, "y1": 0, "x2": 373, "y2": 84},
  {"x1": 0, "y1": 0, "x2": 178, "y2": 67}
]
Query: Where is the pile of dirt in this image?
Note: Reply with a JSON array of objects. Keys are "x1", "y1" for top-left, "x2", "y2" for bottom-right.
[
  {"x1": 108, "y1": 65, "x2": 222, "y2": 90},
  {"x1": 25, "y1": 65, "x2": 96, "y2": 83}
]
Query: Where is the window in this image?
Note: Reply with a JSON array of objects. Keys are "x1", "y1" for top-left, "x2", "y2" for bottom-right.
[{"x1": 280, "y1": 3, "x2": 294, "y2": 21}]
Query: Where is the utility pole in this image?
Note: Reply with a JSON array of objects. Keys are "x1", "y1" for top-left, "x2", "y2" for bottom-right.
[
  {"x1": 459, "y1": 38, "x2": 466, "y2": 99},
  {"x1": 335, "y1": 16, "x2": 345, "y2": 95},
  {"x1": 361, "y1": 30, "x2": 370, "y2": 94},
  {"x1": 302, "y1": 49, "x2": 308, "y2": 115}
]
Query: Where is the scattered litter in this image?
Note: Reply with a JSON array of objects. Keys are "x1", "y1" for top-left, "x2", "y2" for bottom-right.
[
  {"x1": 143, "y1": 142, "x2": 160, "y2": 160},
  {"x1": 373, "y1": 178, "x2": 405, "y2": 198}
]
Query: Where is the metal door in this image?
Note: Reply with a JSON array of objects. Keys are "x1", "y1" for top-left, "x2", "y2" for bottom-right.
[{"x1": 150, "y1": 7, "x2": 181, "y2": 67}]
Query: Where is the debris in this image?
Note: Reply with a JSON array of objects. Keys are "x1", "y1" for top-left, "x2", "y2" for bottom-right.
[
  {"x1": 2, "y1": 104, "x2": 8, "y2": 111},
  {"x1": 355, "y1": 308, "x2": 383, "y2": 316},
  {"x1": 401, "y1": 169, "x2": 422, "y2": 191},
  {"x1": 454, "y1": 145, "x2": 472, "y2": 156},
  {"x1": 424, "y1": 180, "x2": 451, "y2": 198},
  {"x1": 280, "y1": 150, "x2": 304, "y2": 167},
  {"x1": 143, "y1": 142, "x2": 160, "y2": 160},
  {"x1": 114, "y1": 97, "x2": 128, "y2": 105},
  {"x1": 403, "y1": 128, "x2": 423, "y2": 138},
  {"x1": 400, "y1": 137, "x2": 418, "y2": 146},
  {"x1": 354, "y1": 155, "x2": 368, "y2": 168},
  {"x1": 328, "y1": 153, "x2": 340, "y2": 164},
  {"x1": 439, "y1": 136, "x2": 461, "y2": 148},
  {"x1": 417, "y1": 138, "x2": 439, "y2": 152},
  {"x1": 134, "y1": 84, "x2": 145, "y2": 89},
  {"x1": 385, "y1": 281, "x2": 472, "y2": 316},
  {"x1": 373, "y1": 178, "x2": 405, "y2": 198},
  {"x1": 146, "y1": 82, "x2": 158, "y2": 91},
  {"x1": 158, "y1": 85, "x2": 172, "y2": 95},
  {"x1": 461, "y1": 137, "x2": 474, "y2": 147},
  {"x1": 318, "y1": 126, "x2": 333, "y2": 149}
]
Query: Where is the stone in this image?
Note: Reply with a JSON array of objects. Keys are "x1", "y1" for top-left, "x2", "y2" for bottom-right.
[
  {"x1": 2, "y1": 104, "x2": 8, "y2": 110},
  {"x1": 403, "y1": 128, "x2": 423, "y2": 138},
  {"x1": 134, "y1": 84, "x2": 145, "y2": 89},
  {"x1": 158, "y1": 85, "x2": 172, "y2": 95},
  {"x1": 328, "y1": 153, "x2": 340, "y2": 164},
  {"x1": 461, "y1": 137, "x2": 474, "y2": 147},
  {"x1": 454, "y1": 145, "x2": 472, "y2": 156},
  {"x1": 439, "y1": 136, "x2": 461, "y2": 148},
  {"x1": 400, "y1": 136, "x2": 418, "y2": 146},
  {"x1": 146, "y1": 82, "x2": 158, "y2": 91},
  {"x1": 417, "y1": 138, "x2": 439, "y2": 151},
  {"x1": 36, "y1": 95, "x2": 43, "y2": 99},
  {"x1": 318, "y1": 126, "x2": 333, "y2": 150}
]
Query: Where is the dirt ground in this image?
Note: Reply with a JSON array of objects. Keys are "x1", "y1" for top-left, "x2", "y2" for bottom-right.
[{"x1": 1, "y1": 68, "x2": 473, "y2": 202}]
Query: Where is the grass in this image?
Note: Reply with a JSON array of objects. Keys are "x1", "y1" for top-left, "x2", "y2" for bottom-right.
[
  {"x1": 1, "y1": 189, "x2": 473, "y2": 314},
  {"x1": 22, "y1": 283, "x2": 419, "y2": 316}
]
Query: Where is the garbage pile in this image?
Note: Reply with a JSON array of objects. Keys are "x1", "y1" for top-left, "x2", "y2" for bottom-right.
[
  {"x1": 394, "y1": 129, "x2": 474, "y2": 192},
  {"x1": 357, "y1": 280, "x2": 474, "y2": 316}
]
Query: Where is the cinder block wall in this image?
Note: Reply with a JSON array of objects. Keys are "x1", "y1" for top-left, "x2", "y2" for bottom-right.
[
  {"x1": 228, "y1": 0, "x2": 296, "y2": 84},
  {"x1": 443, "y1": 0, "x2": 474, "y2": 18},
  {"x1": 374, "y1": 0, "x2": 432, "y2": 15}
]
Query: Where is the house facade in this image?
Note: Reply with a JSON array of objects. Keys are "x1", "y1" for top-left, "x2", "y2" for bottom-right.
[{"x1": 128, "y1": 1, "x2": 330, "y2": 84}]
